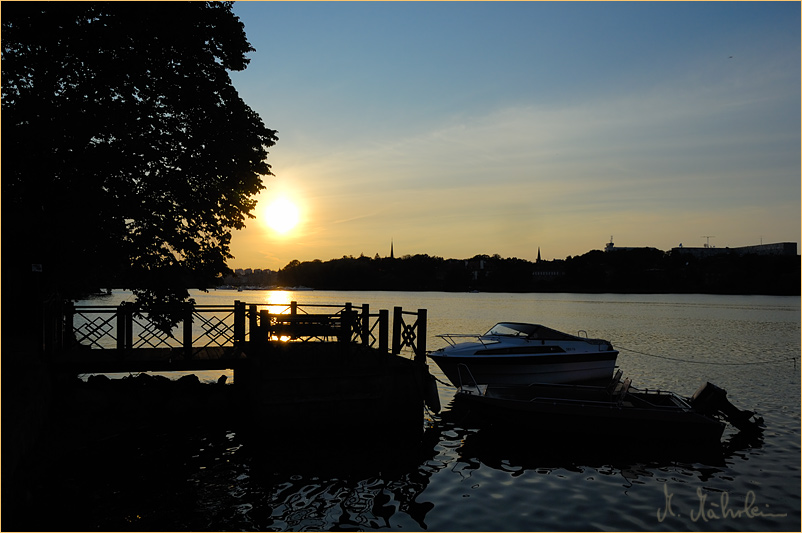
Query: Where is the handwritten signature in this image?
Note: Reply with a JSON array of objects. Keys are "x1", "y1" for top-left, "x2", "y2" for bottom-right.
[{"x1": 657, "y1": 483, "x2": 787, "y2": 523}]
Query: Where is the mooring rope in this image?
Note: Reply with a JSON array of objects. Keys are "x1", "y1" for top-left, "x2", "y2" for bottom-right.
[{"x1": 616, "y1": 344, "x2": 798, "y2": 368}]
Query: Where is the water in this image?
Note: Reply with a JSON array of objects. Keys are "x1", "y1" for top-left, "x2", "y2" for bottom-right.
[{"x1": 32, "y1": 291, "x2": 800, "y2": 531}]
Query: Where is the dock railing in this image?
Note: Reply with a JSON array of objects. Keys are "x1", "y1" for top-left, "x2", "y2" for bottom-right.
[
  {"x1": 55, "y1": 300, "x2": 425, "y2": 362},
  {"x1": 392, "y1": 307, "x2": 427, "y2": 363}
]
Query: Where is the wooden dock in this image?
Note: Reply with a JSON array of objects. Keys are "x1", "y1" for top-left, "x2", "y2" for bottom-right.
[
  {"x1": 49, "y1": 300, "x2": 427, "y2": 374},
  {"x1": 45, "y1": 300, "x2": 437, "y2": 435}
]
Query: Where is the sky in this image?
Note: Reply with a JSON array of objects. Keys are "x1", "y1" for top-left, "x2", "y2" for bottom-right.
[{"x1": 225, "y1": 1, "x2": 800, "y2": 270}]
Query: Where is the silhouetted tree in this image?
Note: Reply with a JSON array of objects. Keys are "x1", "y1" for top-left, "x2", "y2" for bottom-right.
[{"x1": 2, "y1": 2, "x2": 277, "y2": 331}]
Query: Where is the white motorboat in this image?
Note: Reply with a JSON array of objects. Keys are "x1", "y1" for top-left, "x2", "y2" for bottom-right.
[{"x1": 428, "y1": 322, "x2": 618, "y2": 386}]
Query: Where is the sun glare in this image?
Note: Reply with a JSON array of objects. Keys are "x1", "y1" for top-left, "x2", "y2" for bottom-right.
[{"x1": 262, "y1": 197, "x2": 300, "y2": 235}]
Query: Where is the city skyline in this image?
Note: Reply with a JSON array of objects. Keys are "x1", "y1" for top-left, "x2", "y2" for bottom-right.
[
  {"x1": 229, "y1": 237, "x2": 797, "y2": 272},
  {"x1": 224, "y1": 2, "x2": 800, "y2": 270}
]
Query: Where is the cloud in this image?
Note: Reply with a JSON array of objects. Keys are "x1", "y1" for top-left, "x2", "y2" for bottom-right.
[{"x1": 282, "y1": 77, "x2": 796, "y2": 207}]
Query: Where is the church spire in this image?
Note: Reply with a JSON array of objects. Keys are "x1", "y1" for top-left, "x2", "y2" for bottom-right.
[
  {"x1": 390, "y1": 239, "x2": 394, "y2": 259},
  {"x1": 537, "y1": 247, "x2": 541, "y2": 263}
]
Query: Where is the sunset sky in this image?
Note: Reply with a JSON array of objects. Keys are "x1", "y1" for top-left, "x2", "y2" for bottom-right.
[{"x1": 226, "y1": 1, "x2": 800, "y2": 270}]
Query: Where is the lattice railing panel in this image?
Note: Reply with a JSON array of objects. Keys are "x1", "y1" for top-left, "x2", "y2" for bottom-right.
[
  {"x1": 73, "y1": 311, "x2": 118, "y2": 349},
  {"x1": 392, "y1": 307, "x2": 427, "y2": 361},
  {"x1": 131, "y1": 314, "x2": 179, "y2": 349},
  {"x1": 192, "y1": 310, "x2": 236, "y2": 349},
  {"x1": 399, "y1": 318, "x2": 419, "y2": 353}
]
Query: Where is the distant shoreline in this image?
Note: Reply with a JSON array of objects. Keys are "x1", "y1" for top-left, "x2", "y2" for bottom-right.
[
  {"x1": 218, "y1": 249, "x2": 799, "y2": 297},
  {"x1": 210, "y1": 286, "x2": 801, "y2": 297}
]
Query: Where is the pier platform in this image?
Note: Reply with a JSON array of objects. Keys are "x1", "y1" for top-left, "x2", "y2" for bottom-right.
[{"x1": 43, "y1": 300, "x2": 437, "y2": 436}]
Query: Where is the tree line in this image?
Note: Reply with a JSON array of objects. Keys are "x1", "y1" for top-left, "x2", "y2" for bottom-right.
[{"x1": 235, "y1": 249, "x2": 799, "y2": 295}]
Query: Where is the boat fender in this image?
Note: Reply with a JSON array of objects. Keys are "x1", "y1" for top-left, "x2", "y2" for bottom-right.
[{"x1": 425, "y1": 373, "x2": 441, "y2": 413}]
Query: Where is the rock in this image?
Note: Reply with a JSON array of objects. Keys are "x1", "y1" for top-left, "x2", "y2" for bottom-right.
[
  {"x1": 86, "y1": 374, "x2": 111, "y2": 389},
  {"x1": 176, "y1": 374, "x2": 201, "y2": 388},
  {"x1": 133, "y1": 372, "x2": 155, "y2": 386}
]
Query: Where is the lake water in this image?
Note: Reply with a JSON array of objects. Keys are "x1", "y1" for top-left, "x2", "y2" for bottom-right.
[{"x1": 34, "y1": 290, "x2": 800, "y2": 531}]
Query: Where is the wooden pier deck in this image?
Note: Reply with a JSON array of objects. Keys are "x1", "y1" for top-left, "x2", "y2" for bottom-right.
[
  {"x1": 48, "y1": 300, "x2": 428, "y2": 376},
  {"x1": 42, "y1": 299, "x2": 438, "y2": 437}
]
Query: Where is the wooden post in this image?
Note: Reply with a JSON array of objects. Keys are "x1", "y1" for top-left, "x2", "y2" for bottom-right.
[
  {"x1": 415, "y1": 308, "x2": 427, "y2": 363},
  {"x1": 360, "y1": 304, "x2": 370, "y2": 346},
  {"x1": 259, "y1": 310, "x2": 270, "y2": 344},
  {"x1": 125, "y1": 305, "x2": 133, "y2": 351},
  {"x1": 345, "y1": 302, "x2": 352, "y2": 342},
  {"x1": 64, "y1": 301, "x2": 75, "y2": 350},
  {"x1": 379, "y1": 309, "x2": 389, "y2": 353},
  {"x1": 392, "y1": 306, "x2": 402, "y2": 355},
  {"x1": 116, "y1": 303, "x2": 126, "y2": 351},
  {"x1": 249, "y1": 305, "x2": 258, "y2": 344},
  {"x1": 234, "y1": 300, "x2": 245, "y2": 345},
  {"x1": 183, "y1": 304, "x2": 193, "y2": 359},
  {"x1": 339, "y1": 308, "x2": 353, "y2": 357},
  {"x1": 290, "y1": 301, "x2": 298, "y2": 316}
]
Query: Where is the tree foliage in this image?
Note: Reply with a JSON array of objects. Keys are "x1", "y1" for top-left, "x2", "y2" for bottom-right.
[
  {"x1": 2, "y1": 2, "x2": 277, "y2": 329},
  {"x1": 269, "y1": 251, "x2": 799, "y2": 295}
]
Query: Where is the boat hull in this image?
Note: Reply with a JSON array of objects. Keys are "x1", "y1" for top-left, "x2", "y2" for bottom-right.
[
  {"x1": 428, "y1": 350, "x2": 618, "y2": 386},
  {"x1": 456, "y1": 385, "x2": 726, "y2": 443}
]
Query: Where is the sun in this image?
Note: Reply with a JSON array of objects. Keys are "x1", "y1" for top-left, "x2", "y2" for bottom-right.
[{"x1": 262, "y1": 196, "x2": 300, "y2": 235}]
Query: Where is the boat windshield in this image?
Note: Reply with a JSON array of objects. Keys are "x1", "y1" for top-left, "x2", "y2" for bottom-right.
[
  {"x1": 484, "y1": 323, "x2": 539, "y2": 337},
  {"x1": 483, "y1": 322, "x2": 585, "y2": 341}
]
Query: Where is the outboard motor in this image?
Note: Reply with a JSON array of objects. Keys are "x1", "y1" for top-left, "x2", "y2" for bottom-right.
[{"x1": 690, "y1": 382, "x2": 763, "y2": 432}]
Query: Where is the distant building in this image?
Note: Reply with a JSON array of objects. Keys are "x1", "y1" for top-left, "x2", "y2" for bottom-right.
[
  {"x1": 533, "y1": 247, "x2": 563, "y2": 279},
  {"x1": 671, "y1": 242, "x2": 798, "y2": 258},
  {"x1": 532, "y1": 264, "x2": 564, "y2": 279},
  {"x1": 604, "y1": 237, "x2": 658, "y2": 253},
  {"x1": 603, "y1": 237, "x2": 797, "y2": 257}
]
